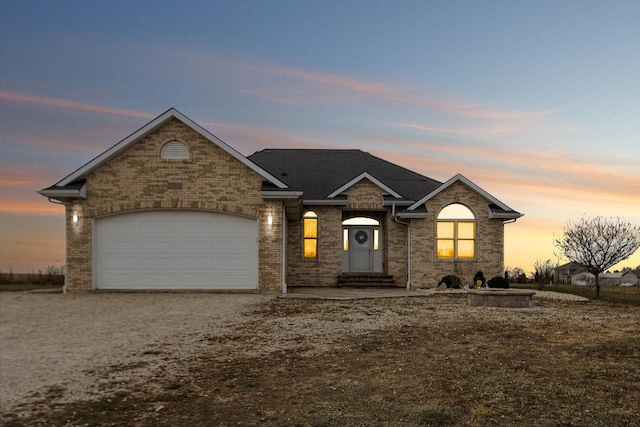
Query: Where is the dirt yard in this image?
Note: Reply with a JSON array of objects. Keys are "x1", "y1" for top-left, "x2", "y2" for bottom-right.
[{"x1": 1, "y1": 291, "x2": 639, "y2": 426}]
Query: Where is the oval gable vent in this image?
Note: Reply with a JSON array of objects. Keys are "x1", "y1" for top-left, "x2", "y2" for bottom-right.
[{"x1": 161, "y1": 141, "x2": 190, "y2": 160}]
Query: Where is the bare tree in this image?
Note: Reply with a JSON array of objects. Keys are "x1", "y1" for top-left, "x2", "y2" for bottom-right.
[
  {"x1": 505, "y1": 266, "x2": 526, "y2": 283},
  {"x1": 533, "y1": 259, "x2": 554, "y2": 289},
  {"x1": 553, "y1": 216, "x2": 640, "y2": 298}
]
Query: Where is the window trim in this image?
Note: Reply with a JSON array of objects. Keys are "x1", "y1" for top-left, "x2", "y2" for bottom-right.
[
  {"x1": 436, "y1": 204, "x2": 477, "y2": 260},
  {"x1": 303, "y1": 211, "x2": 318, "y2": 259}
]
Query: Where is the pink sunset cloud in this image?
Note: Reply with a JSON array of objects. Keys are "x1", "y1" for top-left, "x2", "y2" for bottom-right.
[
  {"x1": 1, "y1": 199, "x2": 64, "y2": 215},
  {"x1": 8, "y1": 135, "x2": 105, "y2": 154},
  {"x1": 163, "y1": 50, "x2": 558, "y2": 121},
  {"x1": 370, "y1": 140, "x2": 640, "y2": 216},
  {"x1": 0, "y1": 90, "x2": 156, "y2": 119}
]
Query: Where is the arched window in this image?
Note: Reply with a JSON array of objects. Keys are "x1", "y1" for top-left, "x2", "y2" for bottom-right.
[
  {"x1": 437, "y1": 204, "x2": 476, "y2": 259},
  {"x1": 160, "y1": 141, "x2": 190, "y2": 160},
  {"x1": 303, "y1": 211, "x2": 318, "y2": 259}
]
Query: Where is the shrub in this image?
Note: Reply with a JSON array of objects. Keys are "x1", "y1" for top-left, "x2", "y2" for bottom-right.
[
  {"x1": 473, "y1": 271, "x2": 486, "y2": 288},
  {"x1": 438, "y1": 275, "x2": 462, "y2": 289},
  {"x1": 487, "y1": 276, "x2": 510, "y2": 289}
]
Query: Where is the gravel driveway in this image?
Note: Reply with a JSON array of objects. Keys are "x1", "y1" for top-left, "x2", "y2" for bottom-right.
[
  {"x1": 0, "y1": 292, "x2": 271, "y2": 416},
  {"x1": 0, "y1": 288, "x2": 586, "y2": 419}
]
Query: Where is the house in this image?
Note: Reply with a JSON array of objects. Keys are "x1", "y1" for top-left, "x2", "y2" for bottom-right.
[
  {"x1": 38, "y1": 108, "x2": 523, "y2": 292},
  {"x1": 600, "y1": 272, "x2": 626, "y2": 286},
  {"x1": 571, "y1": 272, "x2": 595, "y2": 286},
  {"x1": 555, "y1": 261, "x2": 586, "y2": 284},
  {"x1": 621, "y1": 270, "x2": 639, "y2": 286},
  {"x1": 570, "y1": 271, "x2": 638, "y2": 287}
]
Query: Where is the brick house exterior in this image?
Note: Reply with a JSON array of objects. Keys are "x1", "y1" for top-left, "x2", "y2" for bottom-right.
[{"x1": 39, "y1": 109, "x2": 522, "y2": 292}]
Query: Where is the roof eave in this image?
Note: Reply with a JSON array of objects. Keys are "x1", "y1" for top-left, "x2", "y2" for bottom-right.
[
  {"x1": 396, "y1": 212, "x2": 429, "y2": 219},
  {"x1": 37, "y1": 184, "x2": 87, "y2": 200},
  {"x1": 303, "y1": 199, "x2": 348, "y2": 206},
  {"x1": 489, "y1": 212, "x2": 524, "y2": 220},
  {"x1": 260, "y1": 191, "x2": 304, "y2": 199},
  {"x1": 383, "y1": 200, "x2": 414, "y2": 207}
]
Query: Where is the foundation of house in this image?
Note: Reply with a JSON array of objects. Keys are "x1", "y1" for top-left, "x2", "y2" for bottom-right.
[{"x1": 468, "y1": 289, "x2": 536, "y2": 308}]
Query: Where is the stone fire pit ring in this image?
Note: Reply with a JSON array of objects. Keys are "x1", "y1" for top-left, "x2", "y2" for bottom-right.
[{"x1": 468, "y1": 289, "x2": 536, "y2": 308}]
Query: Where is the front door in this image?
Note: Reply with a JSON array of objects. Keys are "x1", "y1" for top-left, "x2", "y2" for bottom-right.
[
  {"x1": 349, "y1": 226, "x2": 374, "y2": 272},
  {"x1": 342, "y1": 217, "x2": 383, "y2": 273}
]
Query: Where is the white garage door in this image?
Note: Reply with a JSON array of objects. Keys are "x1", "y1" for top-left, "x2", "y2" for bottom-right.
[{"x1": 94, "y1": 210, "x2": 258, "y2": 290}]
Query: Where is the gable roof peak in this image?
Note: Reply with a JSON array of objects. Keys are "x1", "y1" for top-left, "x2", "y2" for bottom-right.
[
  {"x1": 49, "y1": 108, "x2": 288, "y2": 191},
  {"x1": 327, "y1": 171, "x2": 403, "y2": 199},
  {"x1": 407, "y1": 173, "x2": 523, "y2": 219}
]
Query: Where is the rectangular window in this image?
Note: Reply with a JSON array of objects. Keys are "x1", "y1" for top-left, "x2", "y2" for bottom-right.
[
  {"x1": 437, "y1": 239, "x2": 455, "y2": 258},
  {"x1": 304, "y1": 238, "x2": 317, "y2": 258},
  {"x1": 457, "y1": 221, "x2": 476, "y2": 258},
  {"x1": 437, "y1": 221, "x2": 455, "y2": 258},
  {"x1": 437, "y1": 221, "x2": 475, "y2": 259}
]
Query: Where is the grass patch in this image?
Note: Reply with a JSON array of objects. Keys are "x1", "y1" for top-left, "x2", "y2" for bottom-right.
[
  {"x1": 405, "y1": 403, "x2": 459, "y2": 426},
  {"x1": 0, "y1": 283, "x2": 63, "y2": 292},
  {"x1": 513, "y1": 282, "x2": 640, "y2": 306}
]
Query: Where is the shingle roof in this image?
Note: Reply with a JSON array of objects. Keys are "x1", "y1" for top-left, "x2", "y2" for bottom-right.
[{"x1": 247, "y1": 149, "x2": 442, "y2": 202}]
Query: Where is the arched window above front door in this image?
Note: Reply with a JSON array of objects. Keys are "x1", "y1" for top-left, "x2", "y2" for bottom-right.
[
  {"x1": 437, "y1": 204, "x2": 476, "y2": 259},
  {"x1": 342, "y1": 217, "x2": 380, "y2": 226}
]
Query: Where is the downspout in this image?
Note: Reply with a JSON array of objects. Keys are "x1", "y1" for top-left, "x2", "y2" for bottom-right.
[
  {"x1": 392, "y1": 203, "x2": 411, "y2": 289},
  {"x1": 47, "y1": 197, "x2": 65, "y2": 205},
  {"x1": 282, "y1": 207, "x2": 287, "y2": 294}
]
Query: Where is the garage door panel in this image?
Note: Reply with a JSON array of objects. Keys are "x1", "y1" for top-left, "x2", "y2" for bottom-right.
[
  {"x1": 139, "y1": 242, "x2": 177, "y2": 254},
  {"x1": 139, "y1": 259, "x2": 176, "y2": 271},
  {"x1": 178, "y1": 227, "x2": 216, "y2": 239},
  {"x1": 100, "y1": 258, "x2": 140, "y2": 271},
  {"x1": 219, "y1": 245, "x2": 256, "y2": 257},
  {"x1": 135, "y1": 275, "x2": 178, "y2": 289},
  {"x1": 176, "y1": 259, "x2": 217, "y2": 271},
  {"x1": 216, "y1": 258, "x2": 254, "y2": 270},
  {"x1": 99, "y1": 242, "x2": 137, "y2": 255},
  {"x1": 95, "y1": 211, "x2": 258, "y2": 290},
  {"x1": 176, "y1": 243, "x2": 216, "y2": 253}
]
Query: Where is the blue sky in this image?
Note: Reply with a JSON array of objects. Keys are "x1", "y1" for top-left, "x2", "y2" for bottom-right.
[{"x1": 1, "y1": 0, "x2": 639, "y2": 273}]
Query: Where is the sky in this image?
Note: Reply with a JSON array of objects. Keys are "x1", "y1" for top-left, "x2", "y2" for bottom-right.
[{"x1": 1, "y1": 0, "x2": 639, "y2": 275}]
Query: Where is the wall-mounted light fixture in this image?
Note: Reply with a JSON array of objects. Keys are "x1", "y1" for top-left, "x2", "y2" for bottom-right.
[
  {"x1": 267, "y1": 213, "x2": 273, "y2": 230},
  {"x1": 72, "y1": 212, "x2": 81, "y2": 228}
]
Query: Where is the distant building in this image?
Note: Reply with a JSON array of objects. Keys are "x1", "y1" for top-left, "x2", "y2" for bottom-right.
[
  {"x1": 570, "y1": 270, "x2": 638, "y2": 286},
  {"x1": 571, "y1": 272, "x2": 594, "y2": 286},
  {"x1": 555, "y1": 261, "x2": 586, "y2": 284},
  {"x1": 621, "y1": 270, "x2": 638, "y2": 286}
]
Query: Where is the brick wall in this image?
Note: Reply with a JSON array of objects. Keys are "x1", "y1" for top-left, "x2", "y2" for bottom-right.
[
  {"x1": 345, "y1": 179, "x2": 384, "y2": 209},
  {"x1": 64, "y1": 119, "x2": 284, "y2": 291},
  {"x1": 409, "y1": 181, "x2": 505, "y2": 288},
  {"x1": 286, "y1": 178, "x2": 410, "y2": 286},
  {"x1": 286, "y1": 206, "x2": 343, "y2": 286}
]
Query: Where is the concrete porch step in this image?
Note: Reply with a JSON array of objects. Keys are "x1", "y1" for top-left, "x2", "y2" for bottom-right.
[{"x1": 337, "y1": 274, "x2": 396, "y2": 287}]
